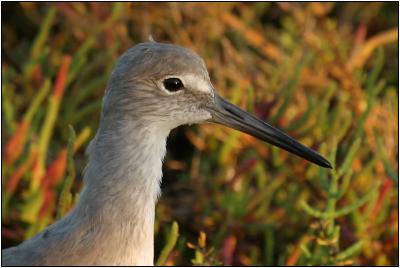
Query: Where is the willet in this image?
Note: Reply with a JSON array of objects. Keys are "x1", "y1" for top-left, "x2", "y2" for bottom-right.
[{"x1": 2, "y1": 42, "x2": 331, "y2": 266}]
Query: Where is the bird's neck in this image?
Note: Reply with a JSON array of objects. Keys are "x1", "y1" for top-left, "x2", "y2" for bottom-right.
[{"x1": 73, "y1": 119, "x2": 170, "y2": 265}]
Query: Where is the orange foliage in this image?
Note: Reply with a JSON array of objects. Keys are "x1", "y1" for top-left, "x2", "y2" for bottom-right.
[
  {"x1": 53, "y1": 55, "x2": 72, "y2": 100},
  {"x1": 4, "y1": 121, "x2": 30, "y2": 166}
]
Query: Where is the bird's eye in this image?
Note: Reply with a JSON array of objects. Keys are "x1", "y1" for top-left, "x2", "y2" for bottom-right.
[{"x1": 163, "y1": 78, "x2": 184, "y2": 92}]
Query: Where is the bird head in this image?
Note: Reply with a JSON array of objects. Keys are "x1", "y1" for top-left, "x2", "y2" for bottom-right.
[{"x1": 102, "y1": 42, "x2": 331, "y2": 168}]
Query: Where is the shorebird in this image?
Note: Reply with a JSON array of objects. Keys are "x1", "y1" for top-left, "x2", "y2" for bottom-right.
[{"x1": 2, "y1": 41, "x2": 331, "y2": 266}]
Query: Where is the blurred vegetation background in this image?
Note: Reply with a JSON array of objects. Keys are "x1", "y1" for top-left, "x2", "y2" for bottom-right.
[{"x1": 2, "y1": 2, "x2": 398, "y2": 266}]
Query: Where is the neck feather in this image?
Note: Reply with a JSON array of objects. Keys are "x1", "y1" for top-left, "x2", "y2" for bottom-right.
[{"x1": 71, "y1": 119, "x2": 169, "y2": 265}]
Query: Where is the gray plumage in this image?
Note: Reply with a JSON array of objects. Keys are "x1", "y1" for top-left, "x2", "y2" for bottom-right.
[
  {"x1": 2, "y1": 41, "x2": 331, "y2": 266},
  {"x1": 3, "y1": 42, "x2": 214, "y2": 266}
]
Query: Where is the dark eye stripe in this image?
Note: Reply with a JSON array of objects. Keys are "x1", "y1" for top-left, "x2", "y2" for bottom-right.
[{"x1": 163, "y1": 78, "x2": 184, "y2": 92}]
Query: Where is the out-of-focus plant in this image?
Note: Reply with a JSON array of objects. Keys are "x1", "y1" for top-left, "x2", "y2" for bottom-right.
[
  {"x1": 187, "y1": 231, "x2": 222, "y2": 266},
  {"x1": 156, "y1": 221, "x2": 180, "y2": 266},
  {"x1": 296, "y1": 49, "x2": 388, "y2": 265}
]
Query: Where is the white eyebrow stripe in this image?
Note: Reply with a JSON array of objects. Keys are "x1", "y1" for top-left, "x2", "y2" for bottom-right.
[{"x1": 180, "y1": 74, "x2": 212, "y2": 93}]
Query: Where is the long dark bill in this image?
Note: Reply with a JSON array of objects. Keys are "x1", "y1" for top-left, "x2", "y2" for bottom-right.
[{"x1": 208, "y1": 94, "x2": 332, "y2": 169}]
